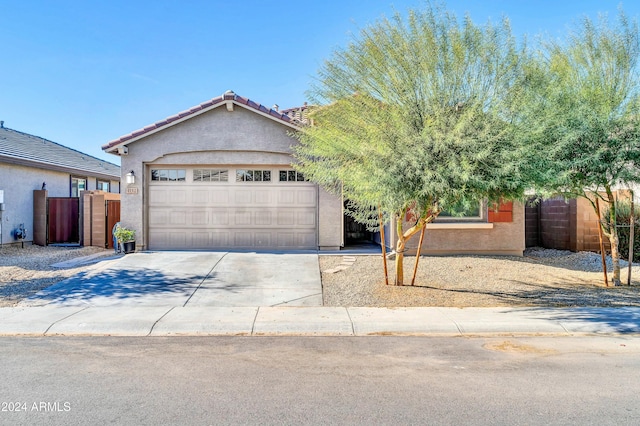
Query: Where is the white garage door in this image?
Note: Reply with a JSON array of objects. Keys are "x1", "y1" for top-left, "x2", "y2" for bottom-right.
[{"x1": 148, "y1": 167, "x2": 317, "y2": 250}]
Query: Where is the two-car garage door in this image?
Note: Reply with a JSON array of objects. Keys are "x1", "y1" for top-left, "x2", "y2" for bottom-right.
[{"x1": 148, "y1": 167, "x2": 317, "y2": 250}]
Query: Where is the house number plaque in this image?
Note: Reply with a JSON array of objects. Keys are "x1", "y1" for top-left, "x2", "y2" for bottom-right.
[{"x1": 126, "y1": 187, "x2": 139, "y2": 194}]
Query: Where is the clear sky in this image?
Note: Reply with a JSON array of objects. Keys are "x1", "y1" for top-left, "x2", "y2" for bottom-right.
[{"x1": 1, "y1": 1, "x2": 639, "y2": 164}]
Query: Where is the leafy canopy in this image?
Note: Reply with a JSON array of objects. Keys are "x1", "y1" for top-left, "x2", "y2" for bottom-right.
[
  {"x1": 521, "y1": 10, "x2": 640, "y2": 195},
  {"x1": 294, "y1": 4, "x2": 530, "y2": 228}
]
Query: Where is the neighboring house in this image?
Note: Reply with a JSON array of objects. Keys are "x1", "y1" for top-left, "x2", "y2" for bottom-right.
[
  {"x1": 102, "y1": 91, "x2": 525, "y2": 255},
  {"x1": 0, "y1": 123, "x2": 120, "y2": 246}
]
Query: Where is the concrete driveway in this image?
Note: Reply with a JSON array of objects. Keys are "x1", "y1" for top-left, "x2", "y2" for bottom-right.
[{"x1": 20, "y1": 251, "x2": 322, "y2": 308}]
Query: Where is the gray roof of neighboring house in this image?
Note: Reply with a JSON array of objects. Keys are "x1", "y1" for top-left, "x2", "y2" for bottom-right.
[{"x1": 0, "y1": 125, "x2": 120, "y2": 180}]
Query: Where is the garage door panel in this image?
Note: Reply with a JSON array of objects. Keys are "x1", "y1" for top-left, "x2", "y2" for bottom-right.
[
  {"x1": 254, "y1": 189, "x2": 272, "y2": 205},
  {"x1": 297, "y1": 209, "x2": 316, "y2": 226},
  {"x1": 255, "y1": 211, "x2": 272, "y2": 226},
  {"x1": 170, "y1": 211, "x2": 188, "y2": 225},
  {"x1": 277, "y1": 210, "x2": 294, "y2": 225},
  {"x1": 296, "y1": 189, "x2": 316, "y2": 205},
  {"x1": 149, "y1": 169, "x2": 317, "y2": 250},
  {"x1": 192, "y1": 210, "x2": 208, "y2": 226},
  {"x1": 254, "y1": 232, "x2": 272, "y2": 247},
  {"x1": 149, "y1": 210, "x2": 168, "y2": 225},
  {"x1": 235, "y1": 190, "x2": 252, "y2": 205},
  {"x1": 192, "y1": 190, "x2": 209, "y2": 204}
]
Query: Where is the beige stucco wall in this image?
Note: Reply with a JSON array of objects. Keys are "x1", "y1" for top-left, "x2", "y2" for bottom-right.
[
  {"x1": 0, "y1": 163, "x2": 120, "y2": 246},
  {"x1": 390, "y1": 202, "x2": 525, "y2": 256},
  {"x1": 116, "y1": 104, "x2": 342, "y2": 250}
]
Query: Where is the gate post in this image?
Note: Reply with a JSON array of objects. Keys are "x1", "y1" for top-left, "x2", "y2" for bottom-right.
[{"x1": 33, "y1": 189, "x2": 48, "y2": 246}]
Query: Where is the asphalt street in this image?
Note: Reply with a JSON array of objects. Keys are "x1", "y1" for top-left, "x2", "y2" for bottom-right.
[{"x1": 1, "y1": 336, "x2": 639, "y2": 425}]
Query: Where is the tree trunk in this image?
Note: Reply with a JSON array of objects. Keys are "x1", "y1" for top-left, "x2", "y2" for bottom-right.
[
  {"x1": 395, "y1": 216, "x2": 406, "y2": 286},
  {"x1": 606, "y1": 192, "x2": 622, "y2": 286}
]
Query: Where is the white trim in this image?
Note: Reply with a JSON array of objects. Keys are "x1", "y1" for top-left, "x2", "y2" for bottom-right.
[{"x1": 426, "y1": 223, "x2": 494, "y2": 230}]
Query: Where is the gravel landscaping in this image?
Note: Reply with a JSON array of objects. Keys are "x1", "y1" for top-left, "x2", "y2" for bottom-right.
[
  {"x1": 0, "y1": 245, "x2": 114, "y2": 307},
  {"x1": 1, "y1": 244, "x2": 639, "y2": 308},
  {"x1": 320, "y1": 248, "x2": 640, "y2": 307}
]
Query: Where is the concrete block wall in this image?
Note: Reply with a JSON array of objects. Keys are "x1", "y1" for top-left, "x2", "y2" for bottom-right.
[
  {"x1": 539, "y1": 197, "x2": 571, "y2": 250},
  {"x1": 524, "y1": 202, "x2": 540, "y2": 247}
]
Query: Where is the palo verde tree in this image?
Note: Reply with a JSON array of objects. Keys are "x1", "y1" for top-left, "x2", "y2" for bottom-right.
[
  {"x1": 294, "y1": 3, "x2": 531, "y2": 285},
  {"x1": 521, "y1": 10, "x2": 640, "y2": 286}
]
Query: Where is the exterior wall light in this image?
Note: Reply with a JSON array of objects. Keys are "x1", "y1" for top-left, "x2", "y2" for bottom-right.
[{"x1": 126, "y1": 171, "x2": 135, "y2": 184}]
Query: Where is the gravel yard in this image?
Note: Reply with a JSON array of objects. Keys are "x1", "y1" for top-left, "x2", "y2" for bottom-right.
[
  {"x1": 1, "y1": 245, "x2": 639, "y2": 308},
  {"x1": 321, "y1": 248, "x2": 640, "y2": 307},
  {"x1": 0, "y1": 245, "x2": 113, "y2": 307}
]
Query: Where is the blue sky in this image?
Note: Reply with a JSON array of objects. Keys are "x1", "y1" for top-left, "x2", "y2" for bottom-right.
[{"x1": 1, "y1": 1, "x2": 639, "y2": 164}]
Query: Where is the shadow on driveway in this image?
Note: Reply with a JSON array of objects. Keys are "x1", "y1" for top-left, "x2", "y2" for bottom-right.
[{"x1": 22, "y1": 268, "x2": 211, "y2": 307}]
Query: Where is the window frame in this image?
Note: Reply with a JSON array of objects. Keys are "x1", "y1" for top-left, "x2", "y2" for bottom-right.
[
  {"x1": 435, "y1": 200, "x2": 486, "y2": 222},
  {"x1": 150, "y1": 169, "x2": 187, "y2": 182},
  {"x1": 96, "y1": 179, "x2": 110, "y2": 192},
  {"x1": 279, "y1": 170, "x2": 306, "y2": 182},
  {"x1": 193, "y1": 169, "x2": 229, "y2": 182},
  {"x1": 236, "y1": 169, "x2": 272, "y2": 183},
  {"x1": 70, "y1": 176, "x2": 87, "y2": 197}
]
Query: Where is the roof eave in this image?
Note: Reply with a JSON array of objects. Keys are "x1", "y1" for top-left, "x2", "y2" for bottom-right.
[
  {"x1": 0, "y1": 154, "x2": 120, "y2": 180},
  {"x1": 103, "y1": 99, "x2": 302, "y2": 154}
]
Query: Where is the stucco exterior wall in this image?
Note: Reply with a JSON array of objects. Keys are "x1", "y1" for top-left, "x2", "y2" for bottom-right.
[
  {"x1": 0, "y1": 163, "x2": 120, "y2": 246},
  {"x1": 318, "y1": 188, "x2": 343, "y2": 250},
  {"x1": 117, "y1": 105, "x2": 342, "y2": 250},
  {"x1": 0, "y1": 164, "x2": 68, "y2": 245},
  {"x1": 391, "y1": 202, "x2": 525, "y2": 256}
]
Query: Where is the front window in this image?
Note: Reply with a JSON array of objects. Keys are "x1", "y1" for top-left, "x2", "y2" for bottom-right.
[
  {"x1": 71, "y1": 177, "x2": 86, "y2": 197},
  {"x1": 437, "y1": 199, "x2": 483, "y2": 221}
]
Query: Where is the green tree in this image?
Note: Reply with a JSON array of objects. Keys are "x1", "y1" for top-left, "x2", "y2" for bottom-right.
[
  {"x1": 294, "y1": 4, "x2": 530, "y2": 285},
  {"x1": 522, "y1": 10, "x2": 640, "y2": 285}
]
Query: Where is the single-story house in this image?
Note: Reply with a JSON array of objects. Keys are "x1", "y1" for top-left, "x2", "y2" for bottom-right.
[
  {"x1": 102, "y1": 91, "x2": 524, "y2": 255},
  {"x1": 0, "y1": 122, "x2": 121, "y2": 246}
]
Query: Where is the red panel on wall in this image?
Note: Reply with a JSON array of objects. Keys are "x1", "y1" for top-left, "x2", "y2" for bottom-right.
[{"x1": 488, "y1": 200, "x2": 513, "y2": 223}]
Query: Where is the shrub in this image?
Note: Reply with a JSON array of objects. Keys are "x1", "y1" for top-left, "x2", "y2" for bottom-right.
[{"x1": 114, "y1": 225, "x2": 136, "y2": 243}]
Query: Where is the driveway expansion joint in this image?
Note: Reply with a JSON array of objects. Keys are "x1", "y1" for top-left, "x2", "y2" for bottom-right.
[
  {"x1": 43, "y1": 306, "x2": 90, "y2": 336},
  {"x1": 148, "y1": 307, "x2": 176, "y2": 337}
]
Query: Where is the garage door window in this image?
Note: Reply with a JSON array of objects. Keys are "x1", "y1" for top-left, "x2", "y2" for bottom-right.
[
  {"x1": 236, "y1": 170, "x2": 271, "y2": 182},
  {"x1": 279, "y1": 170, "x2": 305, "y2": 182},
  {"x1": 194, "y1": 169, "x2": 228, "y2": 182},
  {"x1": 151, "y1": 169, "x2": 186, "y2": 182}
]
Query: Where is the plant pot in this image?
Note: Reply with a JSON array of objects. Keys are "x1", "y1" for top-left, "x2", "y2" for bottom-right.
[{"x1": 121, "y1": 241, "x2": 136, "y2": 254}]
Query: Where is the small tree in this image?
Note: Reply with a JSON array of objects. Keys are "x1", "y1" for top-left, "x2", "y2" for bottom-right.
[
  {"x1": 294, "y1": 3, "x2": 531, "y2": 285},
  {"x1": 521, "y1": 10, "x2": 640, "y2": 285}
]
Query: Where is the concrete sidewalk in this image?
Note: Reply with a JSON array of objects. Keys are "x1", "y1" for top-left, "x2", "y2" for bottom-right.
[{"x1": 0, "y1": 306, "x2": 638, "y2": 337}]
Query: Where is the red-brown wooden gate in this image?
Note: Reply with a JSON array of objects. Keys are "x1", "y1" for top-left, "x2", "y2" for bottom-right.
[
  {"x1": 47, "y1": 198, "x2": 80, "y2": 244},
  {"x1": 105, "y1": 200, "x2": 121, "y2": 249}
]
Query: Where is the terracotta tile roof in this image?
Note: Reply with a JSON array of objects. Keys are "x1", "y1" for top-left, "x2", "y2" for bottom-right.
[
  {"x1": 281, "y1": 103, "x2": 311, "y2": 125},
  {"x1": 0, "y1": 126, "x2": 120, "y2": 179},
  {"x1": 102, "y1": 91, "x2": 309, "y2": 152}
]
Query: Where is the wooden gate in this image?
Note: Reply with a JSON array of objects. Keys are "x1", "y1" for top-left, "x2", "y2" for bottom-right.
[
  {"x1": 48, "y1": 197, "x2": 80, "y2": 244},
  {"x1": 105, "y1": 200, "x2": 121, "y2": 249}
]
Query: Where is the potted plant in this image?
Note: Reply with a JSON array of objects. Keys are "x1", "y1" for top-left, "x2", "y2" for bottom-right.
[{"x1": 113, "y1": 225, "x2": 136, "y2": 254}]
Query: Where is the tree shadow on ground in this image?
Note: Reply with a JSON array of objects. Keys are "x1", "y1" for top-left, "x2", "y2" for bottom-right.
[
  {"x1": 522, "y1": 306, "x2": 640, "y2": 333},
  {"x1": 411, "y1": 278, "x2": 640, "y2": 307},
  {"x1": 22, "y1": 268, "x2": 224, "y2": 306}
]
